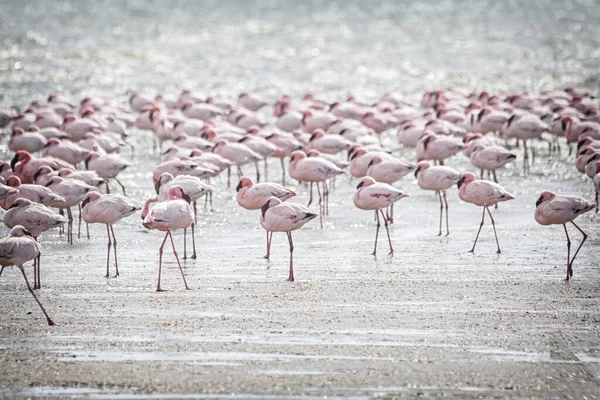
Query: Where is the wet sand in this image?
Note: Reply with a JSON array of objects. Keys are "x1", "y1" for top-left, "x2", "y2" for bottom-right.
[{"x1": 1, "y1": 139, "x2": 599, "y2": 399}]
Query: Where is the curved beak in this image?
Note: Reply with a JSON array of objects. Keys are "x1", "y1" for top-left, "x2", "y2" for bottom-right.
[
  {"x1": 236, "y1": 181, "x2": 243, "y2": 192},
  {"x1": 414, "y1": 166, "x2": 421, "y2": 178},
  {"x1": 456, "y1": 176, "x2": 465, "y2": 189}
]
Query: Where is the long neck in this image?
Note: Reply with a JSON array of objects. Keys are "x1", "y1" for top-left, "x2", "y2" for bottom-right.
[{"x1": 141, "y1": 197, "x2": 158, "y2": 219}]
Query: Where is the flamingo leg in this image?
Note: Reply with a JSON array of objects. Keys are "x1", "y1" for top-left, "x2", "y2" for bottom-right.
[
  {"x1": 168, "y1": 231, "x2": 191, "y2": 290},
  {"x1": 227, "y1": 167, "x2": 231, "y2": 188},
  {"x1": 0, "y1": 266, "x2": 4, "y2": 277},
  {"x1": 106, "y1": 180, "x2": 111, "y2": 194},
  {"x1": 442, "y1": 190, "x2": 450, "y2": 236},
  {"x1": 36, "y1": 253, "x2": 41, "y2": 290},
  {"x1": 33, "y1": 258, "x2": 37, "y2": 289},
  {"x1": 183, "y1": 227, "x2": 188, "y2": 260},
  {"x1": 389, "y1": 202, "x2": 394, "y2": 224},
  {"x1": 492, "y1": 170, "x2": 498, "y2": 183},
  {"x1": 67, "y1": 207, "x2": 73, "y2": 244},
  {"x1": 380, "y1": 209, "x2": 394, "y2": 255},
  {"x1": 323, "y1": 181, "x2": 329, "y2": 216},
  {"x1": 595, "y1": 189, "x2": 599, "y2": 213},
  {"x1": 237, "y1": 165, "x2": 243, "y2": 179},
  {"x1": 307, "y1": 182, "x2": 314, "y2": 207},
  {"x1": 264, "y1": 231, "x2": 273, "y2": 259},
  {"x1": 18, "y1": 265, "x2": 55, "y2": 326},
  {"x1": 372, "y1": 210, "x2": 381, "y2": 256},
  {"x1": 567, "y1": 221, "x2": 588, "y2": 280},
  {"x1": 280, "y1": 158, "x2": 286, "y2": 186},
  {"x1": 78, "y1": 204, "x2": 82, "y2": 240},
  {"x1": 105, "y1": 224, "x2": 112, "y2": 278},
  {"x1": 86, "y1": 221, "x2": 90, "y2": 240},
  {"x1": 110, "y1": 225, "x2": 119, "y2": 277},
  {"x1": 486, "y1": 206, "x2": 502, "y2": 253},
  {"x1": 286, "y1": 231, "x2": 294, "y2": 282},
  {"x1": 191, "y1": 223, "x2": 197, "y2": 259},
  {"x1": 263, "y1": 157, "x2": 268, "y2": 181},
  {"x1": 523, "y1": 139, "x2": 529, "y2": 175},
  {"x1": 255, "y1": 161, "x2": 260, "y2": 182},
  {"x1": 193, "y1": 201, "x2": 197, "y2": 223},
  {"x1": 469, "y1": 206, "x2": 486, "y2": 253},
  {"x1": 316, "y1": 182, "x2": 323, "y2": 229},
  {"x1": 563, "y1": 224, "x2": 572, "y2": 281},
  {"x1": 437, "y1": 191, "x2": 443, "y2": 236},
  {"x1": 114, "y1": 177, "x2": 127, "y2": 196},
  {"x1": 156, "y1": 231, "x2": 170, "y2": 292}
]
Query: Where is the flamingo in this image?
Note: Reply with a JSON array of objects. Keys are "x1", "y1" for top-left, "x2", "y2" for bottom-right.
[
  {"x1": 0, "y1": 226, "x2": 54, "y2": 326},
  {"x1": 212, "y1": 140, "x2": 263, "y2": 187},
  {"x1": 457, "y1": 173, "x2": 515, "y2": 253},
  {"x1": 152, "y1": 172, "x2": 213, "y2": 259},
  {"x1": 288, "y1": 150, "x2": 345, "y2": 227},
  {"x1": 353, "y1": 177, "x2": 409, "y2": 255},
  {"x1": 10, "y1": 150, "x2": 73, "y2": 184},
  {"x1": 41, "y1": 137, "x2": 90, "y2": 166},
  {"x1": 236, "y1": 176, "x2": 296, "y2": 259},
  {"x1": 142, "y1": 185, "x2": 194, "y2": 292},
  {"x1": 0, "y1": 175, "x2": 63, "y2": 210},
  {"x1": 416, "y1": 132, "x2": 464, "y2": 165},
  {"x1": 85, "y1": 152, "x2": 130, "y2": 194},
  {"x1": 534, "y1": 191, "x2": 596, "y2": 280},
  {"x1": 81, "y1": 191, "x2": 140, "y2": 277},
  {"x1": 8, "y1": 127, "x2": 47, "y2": 153},
  {"x1": 44, "y1": 176, "x2": 95, "y2": 244},
  {"x1": 414, "y1": 161, "x2": 461, "y2": 236},
  {"x1": 469, "y1": 144, "x2": 517, "y2": 183},
  {"x1": 3, "y1": 198, "x2": 67, "y2": 289},
  {"x1": 260, "y1": 197, "x2": 318, "y2": 281},
  {"x1": 366, "y1": 156, "x2": 415, "y2": 223}
]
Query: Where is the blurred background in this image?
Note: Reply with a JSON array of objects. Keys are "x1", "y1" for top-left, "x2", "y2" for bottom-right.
[{"x1": 1, "y1": 0, "x2": 599, "y2": 105}]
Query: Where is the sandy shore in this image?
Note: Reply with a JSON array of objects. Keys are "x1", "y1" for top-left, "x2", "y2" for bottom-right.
[{"x1": 0, "y1": 143, "x2": 599, "y2": 399}]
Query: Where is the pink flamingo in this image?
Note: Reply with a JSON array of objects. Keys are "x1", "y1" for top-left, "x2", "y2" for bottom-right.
[
  {"x1": 0, "y1": 175, "x2": 63, "y2": 210},
  {"x1": 81, "y1": 191, "x2": 140, "y2": 277},
  {"x1": 353, "y1": 177, "x2": 409, "y2": 256},
  {"x1": 416, "y1": 132, "x2": 464, "y2": 165},
  {"x1": 44, "y1": 176, "x2": 95, "y2": 244},
  {"x1": 142, "y1": 185, "x2": 194, "y2": 292},
  {"x1": 469, "y1": 144, "x2": 517, "y2": 183},
  {"x1": 8, "y1": 127, "x2": 47, "y2": 153},
  {"x1": 0, "y1": 226, "x2": 54, "y2": 326},
  {"x1": 42, "y1": 137, "x2": 90, "y2": 166},
  {"x1": 236, "y1": 176, "x2": 296, "y2": 258},
  {"x1": 3, "y1": 198, "x2": 67, "y2": 289},
  {"x1": 366, "y1": 156, "x2": 415, "y2": 223},
  {"x1": 260, "y1": 197, "x2": 318, "y2": 281},
  {"x1": 415, "y1": 161, "x2": 462, "y2": 236},
  {"x1": 457, "y1": 173, "x2": 515, "y2": 253},
  {"x1": 10, "y1": 150, "x2": 72, "y2": 184},
  {"x1": 85, "y1": 152, "x2": 130, "y2": 194},
  {"x1": 534, "y1": 191, "x2": 596, "y2": 280},
  {"x1": 288, "y1": 150, "x2": 344, "y2": 227}
]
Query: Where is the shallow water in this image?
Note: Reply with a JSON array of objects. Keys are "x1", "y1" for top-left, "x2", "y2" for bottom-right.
[{"x1": 1, "y1": 1, "x2": 600, "y2": 399}]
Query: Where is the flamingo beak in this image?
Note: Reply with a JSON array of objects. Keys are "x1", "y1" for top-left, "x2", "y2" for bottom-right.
[
  {"x1": 414, "y1": 167, "x2": 421, "y2": 178},
  {"x1": 457, "y1": 176, "x2": 465, "y2": 189},
  {"x1": 236, "y1": 181, "x2": 243, "y2": 192},
  {"x1": 535, "y1": 196, "x2": 543, "y2": 207}
]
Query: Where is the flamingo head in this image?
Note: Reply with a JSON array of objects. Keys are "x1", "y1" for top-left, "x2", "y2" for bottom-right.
[
  {"x1": 236, "y1": 176, "x2": 254, "y2": 192},
  {"x1": 535, "y1": 191, "x2": 556, "y2": 207},
  {"x1": 457, "y1": 172, "x2": 476, "y2": 189}
]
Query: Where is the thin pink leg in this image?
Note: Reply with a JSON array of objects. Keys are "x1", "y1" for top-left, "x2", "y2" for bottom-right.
[
  {"x1": 227, "y1": 167, "x2": 231, "y2": 188},
  {"x1": 106, "y1": 180, "x2": 111, "y2": 194},
  {"x1": 255, "y1": 161, "x2": 260, "y2": 182},
  {"x1": 567, "y1": 221, "x2": 588, "y2": 280},
  {"x1": 110, "y1": 225, "x2": 119, "y2": 277},
  {"x1": 156, "y1": 231, "x2": 170, "y2": 292},
  {"x1": 442, "y1": 190, "x2": 450, "y2": 236},
  {"x1": 264, "y1": 231, "x2": 273, "y2": 259},
  {"x1": 286, "y1": 231, "x2": 294, "y2": 282},
  {"x1": 66, "y1": 207, "x2": 73, "y2": 244},
  {"x1": 105, "y1": 224, "x2": 112, "y2": 277},
  {"x1": 485, "y1": 206, "x2": 502, "y2": 253},
  {"x1": 307, "y1": 182, "x2": 314, "y2": 207},
  {"x1": 437, "y1": 191, "x2": 443, "y2": 236},
  {"x1": 372, "y1": 210, "x2": 381, "y2": 256},
  {"x1": 380, "y1": 209, "x2": 394, "y2": 255},
  {"x1": 114, "y1": 177, "x2": 127, "y2": 196},
  {"x1": 168, "y1": 231, "x2": 191, "y2": 290},
  {"x1": 280, "y1": 158, "x2": 286, "y2": 186},
  {"x1": 183, "y1": 227, "x2": 188, "y2": 260},
  {"x1": 191, "y1": 223, "x2": 197, "y2": 259},
  {"x1": 78, "y1": 204, "x2": 82, "y2": 239},
  {"x1": 36, "y1": 253, "x2": 41, "y2": 289},
  {"x1": 469, "y1": 207, "x2": 486, "y2": 253},
  {"x1": 563, "y1": 224, "x2": 571, "y2": 281},
  {"x1": 18, "y1": 264, "x2": 54, "y2": 326},
  {"x1": 316, "y1": 182, "x2": 323, "y2": 229}
]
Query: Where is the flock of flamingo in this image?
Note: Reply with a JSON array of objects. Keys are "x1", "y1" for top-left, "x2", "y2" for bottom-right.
[{"x1": 0, "y1": 86, "x2": 598, "y2": 326}]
